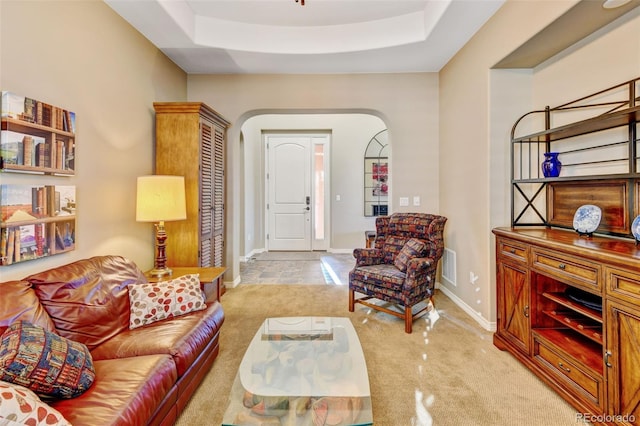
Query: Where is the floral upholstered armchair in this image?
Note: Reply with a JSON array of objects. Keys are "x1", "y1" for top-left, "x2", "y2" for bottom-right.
[{"x1": 348, "y1": 213, "x2": 447, "y2": 333}]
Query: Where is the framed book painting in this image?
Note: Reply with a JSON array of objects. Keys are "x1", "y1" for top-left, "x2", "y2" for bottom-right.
[{"x1": 0, "y1": 184, "x2": 76, "y2": 265}]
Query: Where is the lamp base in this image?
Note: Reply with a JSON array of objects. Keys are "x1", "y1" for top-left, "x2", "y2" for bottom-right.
[
  {"x1": 151, "y1": 220, "x2": 171, "y2": 278},
  {"x1": 147, "y1": 267, "x2": 172, "y2": 278}
]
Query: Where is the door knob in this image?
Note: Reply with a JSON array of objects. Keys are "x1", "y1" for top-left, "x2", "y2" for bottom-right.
[{"x1": 605, "y1": 351, "x2": 613, "y2": 368}]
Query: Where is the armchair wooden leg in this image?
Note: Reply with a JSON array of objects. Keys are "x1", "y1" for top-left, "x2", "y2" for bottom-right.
[
  {"x1": 349, "y1": 289, "x2": 355, "y2": 312},
  {"x1": 405, "y1": 306, "x2": 412, "y2": 333}
]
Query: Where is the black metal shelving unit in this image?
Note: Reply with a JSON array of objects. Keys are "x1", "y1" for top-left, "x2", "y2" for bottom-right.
[{"x1": 510, "y1": 77, "x2": 640, "y2": 237}]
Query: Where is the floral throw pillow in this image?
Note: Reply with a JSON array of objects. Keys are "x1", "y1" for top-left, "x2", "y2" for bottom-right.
[
  {"x1": 0, "y1": 381, "x2": 71, "y2": 426},
  {"x1": 394, "y1": 238, "x2": 428, "y2": 273},
  {"x1": 128, "y1": 274, "x2": 207, "y2": 329},
  {"x1": 0, "y1": 321, "x2": 95, "y2": 399}
]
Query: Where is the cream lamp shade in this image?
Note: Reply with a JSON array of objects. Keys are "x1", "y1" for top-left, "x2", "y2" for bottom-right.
[
  {"x1": 136, "y1": 175, "x2": 186, "y2": 222},
  {"x1": 136, "y1": 175, "x2": 186, "y2": 278}
]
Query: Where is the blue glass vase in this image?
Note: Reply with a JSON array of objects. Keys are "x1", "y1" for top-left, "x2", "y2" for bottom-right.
[{"x1": 542, "y1": 152, "x2": 561, "y2": 178}]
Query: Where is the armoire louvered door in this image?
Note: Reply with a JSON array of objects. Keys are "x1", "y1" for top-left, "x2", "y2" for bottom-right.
[
  {"x1": 212, "y1": 125, "x2": 225, "y2": 267},
  {"x1": 199, "y1": 120, "x2": 213, "y2": 267},
  {"x1": 153, "y1": 102, "x2": 229, "y2": 268}
]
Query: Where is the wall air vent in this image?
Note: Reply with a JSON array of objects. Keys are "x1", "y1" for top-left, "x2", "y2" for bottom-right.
[{"x1": 442, "y1": 248, "x2": 457, "y2": 286}]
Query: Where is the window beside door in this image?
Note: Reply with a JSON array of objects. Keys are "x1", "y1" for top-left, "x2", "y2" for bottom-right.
[{"x1": 364, "y1": 129, "x2": 389, "y2": 217}]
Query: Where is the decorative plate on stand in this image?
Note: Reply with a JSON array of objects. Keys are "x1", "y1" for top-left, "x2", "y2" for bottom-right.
[
  {"x1": 632, "y1": 215, "x2": 640, "y2": 244},
  {"x1": 573, "y1": 205, "x2": 602, "y2": 237}
]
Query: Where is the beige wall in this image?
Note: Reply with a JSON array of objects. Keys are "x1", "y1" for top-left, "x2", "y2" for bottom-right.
[
  {"x1": 188, "y1": 73, "x2": 439, "y2": 282},
  {"x1": 0, "y1": 0, "x2": 186, "y2": 281},
  {"x1": 439, "y1": 0, "x2": 639, "y2": 328},
  {"x1": 2, "y1": 0, "x2": 637, "y2": 331},
  {"x1": 532, "y1": 8, "x2": 640, "y2": 107}
]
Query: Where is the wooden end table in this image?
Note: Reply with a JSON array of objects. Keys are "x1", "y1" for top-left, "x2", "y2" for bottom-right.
[
  {"x1": 365, "y1": 231, "x2": 376, "y2": 248},
  {"x1": 144, "y1": 266, "x2": 226, "y2": 302}
]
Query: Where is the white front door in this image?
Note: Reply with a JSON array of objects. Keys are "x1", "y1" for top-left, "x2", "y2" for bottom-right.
[{"x1": 266, "y1": 134, "x2": 329, "y2": 251}]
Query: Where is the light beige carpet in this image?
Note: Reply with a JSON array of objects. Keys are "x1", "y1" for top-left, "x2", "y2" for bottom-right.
[{"x1": 176, "y1": 285, "x2": 578, "y2": 425}]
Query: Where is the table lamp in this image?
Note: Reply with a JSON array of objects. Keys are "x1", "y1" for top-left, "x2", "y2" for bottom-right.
[{"x1": 136, "y1": 175, "x2": 187, "y2": 277}]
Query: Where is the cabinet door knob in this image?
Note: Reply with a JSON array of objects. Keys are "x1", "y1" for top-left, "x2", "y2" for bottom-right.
[
  {"x1": 509, "y1": 248, "x2": 516, "y2": 254},
  {"x1": 605, "y1": 351, "x2": 613, "y2": 368},
  {"x1": 523, "y1": 305, "x2": 529, "y2": 318},
  {"x1": 558, "y1": 362, "x2": 571, "y2": 373},
  {"x1": 558, "y1": 263, "x2": 566, "y2": 270}
]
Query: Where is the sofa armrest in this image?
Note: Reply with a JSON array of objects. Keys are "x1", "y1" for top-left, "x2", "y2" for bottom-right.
[{"x1": 353, "y1": 248, "x2": 385, "y2": 266}]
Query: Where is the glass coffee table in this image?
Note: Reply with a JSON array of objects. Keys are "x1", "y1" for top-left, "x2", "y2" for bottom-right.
[{"x1": 222, "y1": 317, "x2": 373, "y2": 425}]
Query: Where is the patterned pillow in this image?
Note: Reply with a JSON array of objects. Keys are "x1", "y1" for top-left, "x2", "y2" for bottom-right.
[
  {"x1": 0, "y1": 381, "x2": 71, "y2": 425},
  {"x1": 394, "y1": 238, "x2": 428, "y2": 272},
  {"x1": 382, "y1": 235, "x2": 409, "y2": 264},
  {"x1": 128, "y1": 274, "x2": 207, "y2": 329},
  {"x1": 0, "y1": 321, "x2": 95, "y2": 399}
]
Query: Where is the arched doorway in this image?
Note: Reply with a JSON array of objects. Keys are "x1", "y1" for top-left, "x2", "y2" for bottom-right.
[{"x1": 236, "y1": 112, "x2": 388, "y2": 277}]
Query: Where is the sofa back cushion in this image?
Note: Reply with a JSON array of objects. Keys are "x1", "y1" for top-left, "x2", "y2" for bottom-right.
[
  {"x1": 0, "y1": 280, "x2": 56, "y2": 336},
  {"x1": 24, "y1": 256, "x2": 147, "y2": 350}
]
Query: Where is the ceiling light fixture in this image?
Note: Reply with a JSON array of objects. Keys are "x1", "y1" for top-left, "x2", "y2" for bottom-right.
[
  {"x1": 295, "y1": 0, "x2": 305, "y2": 5},
  {"x1": 602, "y1": 0, "x2": 632, "y2": 8}
]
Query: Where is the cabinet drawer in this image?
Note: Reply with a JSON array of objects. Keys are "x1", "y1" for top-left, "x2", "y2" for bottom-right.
[
  {"x1": 497, "y1": 238, "x2": 528, "y2": 263},
  {"x1": 533, "y1": 337, "x2": 603, "y2": 410},
  {"x1": 606, "y1": 266, "x2": 640, "y2": 305},
  {"x1": 531, "y1": 248, "x2": 601, "y2": 292}
]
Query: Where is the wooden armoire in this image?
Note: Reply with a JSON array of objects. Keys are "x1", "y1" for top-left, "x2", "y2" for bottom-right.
[{"x1": 153, "y1": 102, "x2": 230, "y2": 267}]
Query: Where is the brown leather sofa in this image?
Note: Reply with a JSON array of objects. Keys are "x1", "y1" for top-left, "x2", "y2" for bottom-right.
[{"x1": 0, "y1": 255, "x2": 224, "y2": 426}]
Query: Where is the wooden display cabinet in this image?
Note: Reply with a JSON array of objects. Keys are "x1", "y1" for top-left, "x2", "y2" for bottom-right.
[
  {"x1": 497, "y1": 78, "x2": 640, "y2": 423},
  {"x1": 494, "y1": 227, "x2": 640, "y2": 424}
]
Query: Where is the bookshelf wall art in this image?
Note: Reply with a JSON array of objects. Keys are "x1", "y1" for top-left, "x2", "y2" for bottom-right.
[
  {"x1": 1, "y1": 91, "x2": 75, "y2": 175},
  {"x1": 0, "y1": 184, "x2": 76, "y2": 265},
  {"x1": 1, "y1": 91, "x2": 77, "y2": 266}
]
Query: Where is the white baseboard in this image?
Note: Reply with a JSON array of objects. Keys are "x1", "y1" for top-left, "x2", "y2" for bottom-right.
[
  {"x1": 436, "y1": 282, "x2": 496, "y2": 332},
  {"x1": 328, "y1": 248, "x2": 354, "y2": 254},
  {"x1": 225, "y1": 276, "x2": 241, "y2": 289},
  {"x1": 241, "y1": 247, "x2": 353, "y2": 258},
  {"x1": 240, "y1": 248, "x2": 266, "y2": 262}
]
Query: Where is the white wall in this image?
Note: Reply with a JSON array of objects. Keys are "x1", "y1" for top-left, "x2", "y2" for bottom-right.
[
  {"x1": 0, "y1": 1, "x2": 186, "y2": 281},
  {"x1": 239, "y1": 114, "x2": 386, "y2": 259}
]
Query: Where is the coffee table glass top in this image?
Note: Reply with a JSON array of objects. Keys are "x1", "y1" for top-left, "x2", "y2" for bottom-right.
[{"x1": 222, "y1": 316, "x2": 373, "y2": 426}]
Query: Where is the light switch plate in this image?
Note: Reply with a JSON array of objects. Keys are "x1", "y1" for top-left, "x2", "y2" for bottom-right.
[
  {"x1": 413, "y1": 196, "x2": 420, "y2": 206},
  {"x1": 399, "y1": 197, "x2": 409, "y2": 206}
]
